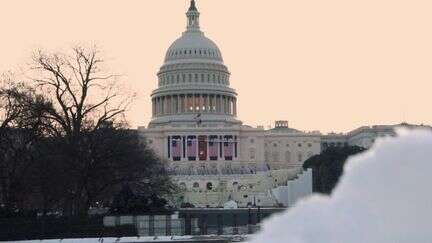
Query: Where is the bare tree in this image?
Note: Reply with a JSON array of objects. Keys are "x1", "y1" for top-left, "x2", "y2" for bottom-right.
[
  {"x1": 0, "y1": 46, "x2": 172, "y2": 217},
  {"x1": 29, "y1": 46, "x2": 134, "y2": 215},
  {"x1": 31, "y1": 46, "x2": 132, "y2": 139}
]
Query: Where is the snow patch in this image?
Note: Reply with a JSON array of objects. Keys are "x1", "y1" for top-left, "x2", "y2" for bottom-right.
[{"x1": 249, "y1": 129, "x2": 432, "y2": 243}]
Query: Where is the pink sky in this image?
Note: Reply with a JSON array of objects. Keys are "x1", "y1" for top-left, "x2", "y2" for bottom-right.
[{"x1": 1, "y1": 0, "x2": 431, "y2": 133}]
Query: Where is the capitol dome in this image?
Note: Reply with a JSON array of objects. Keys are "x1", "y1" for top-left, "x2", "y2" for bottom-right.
[
  {"x1": 164, "y1": 32, "x2": 224, "y2": 64},
  {"x1": 149, "y1": 0, "x2": 240, "y2": 127}
]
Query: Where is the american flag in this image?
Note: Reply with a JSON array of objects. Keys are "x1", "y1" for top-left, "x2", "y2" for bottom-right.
[
  {"x1": 224, "y1": 137, "x2": 234, "y2": 157},
  {"x1": 172, "y1": 138, "x2": 181, "y2": 158},
  {"x1": 187, "y1": 137, "x2": 197, "y2": 158},
  {"x1": 208, "y1": 136, "x2": 218, "y2": 158}
]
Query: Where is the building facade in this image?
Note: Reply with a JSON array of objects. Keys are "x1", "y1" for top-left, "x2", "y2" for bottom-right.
[{"x1": 139, "y1": 1, "x2": 430, "y2": 208}]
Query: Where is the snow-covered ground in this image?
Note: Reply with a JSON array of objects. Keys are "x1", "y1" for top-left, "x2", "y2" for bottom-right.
[{"x1": 249, "y1": 129, "x2": 432, "y2": 243}]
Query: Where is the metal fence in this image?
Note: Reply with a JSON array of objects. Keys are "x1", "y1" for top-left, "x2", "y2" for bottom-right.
[
  {"x1": 105, "y1": 208, "x2": 284, "y2": 237},
  {"x1": 0, "y1": 216, "x2": 136, "y2": 241},
  {"x1": 134, "y1": 218, "x2": 261, "y2": 236},
  {"x1": 1, "y1": 208, "x2": 284, "y2": 241}
]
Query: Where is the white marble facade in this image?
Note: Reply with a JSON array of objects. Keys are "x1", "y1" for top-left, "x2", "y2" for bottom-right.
[{"x1": 139, "y1": 1, "x2": 430, "y2": 208}]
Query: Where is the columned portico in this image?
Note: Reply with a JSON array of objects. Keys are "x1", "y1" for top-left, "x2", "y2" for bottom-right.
[{"x1": 166, "y1": 134, "x2": 238, "y2": 162}]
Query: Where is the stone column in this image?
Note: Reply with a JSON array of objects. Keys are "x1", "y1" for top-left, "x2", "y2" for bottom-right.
[
  {"x1": 226, "y1": 97, "x2": 230, "y2": 115},
  {"x1": 159, "y1": 97, "x2": 163, "y2": 115},
  {"x1": 192, "y1": 94, "x2": 196, "y2": 113},
  {"x1": 233, "y1": 98, "x2": 237, "y2": 116},
  {"x1": 156, "y1": 97, "x2": 159, "y2": 115},
  {"x1": 151, "y1": 98, "x2": 153, "y2": 116},
  {"x1": 167, "y1": 96, "x2": 170, "y2": 114},
  {"x1": 177, "y1": 95, "x2": 181, "y2": 114},
  {"x1": 171, "y1": 95, "x2": 174, "y2": 114},
  {"x1": 182, "y1": 95, "x2": 186, "y2": 113},
  {"x1": 211, "y1": 95, "x2": 215, "y2": 113},
  {"x1": 155, "y1": 98, "x2": 158, "y2": 116},
  {"x1": 171, "y1": 95, "x2": 175, "y2": 114},
  {"x1": 228, "y1": 97, "x2": 232, "y2": 115},
  {"x1": 166, "y1": 96, "x2": 169, "y2": 114},
  {"x1": 156, "y1": 97, "x2": 161, "y2": 116},
  {"x1": 203, "y1": 94, "x2": 207, "y2": 112},
  {"x1": 215, "y1": 95, "x2": 219, "y2": 113},
  {"x1": 226, "y1": 96, "x2": 229, "y2": 115},
  {"x1": 179, "y1": 95, "x2": 181, "y2": 114},
  {"x1": 206, "y1": 94, "x2": 212, "y2": 113},
  {"x1": 169, "y1": 95, "x2": 173, "y2": 114},
  {"x1": 154, "y1": 98, "x2": 157, "y2": 115},
  {"x1": 221, "y1": 96, "x2": 225, "y2": 114},
  {"x1": 161, "y1": 96, "x2": 165, "y2": 115},
  {"x1": 219, "y1": 135, "x2": 223, "y2": 160},
  {"x1": 198, "y1": 94, "x2": 202, "y2": 112}
]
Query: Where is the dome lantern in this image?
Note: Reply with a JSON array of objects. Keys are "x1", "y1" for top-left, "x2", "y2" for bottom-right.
[{"x1": 186, "y1": 0, "x2": 200, "y2": 32}]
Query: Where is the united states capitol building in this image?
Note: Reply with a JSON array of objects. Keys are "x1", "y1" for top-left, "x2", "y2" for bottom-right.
[{"x1": 138, "y1": 1, "x2": 428, "y2": 208}]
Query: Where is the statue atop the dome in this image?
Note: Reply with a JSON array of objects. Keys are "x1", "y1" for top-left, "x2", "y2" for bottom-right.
[
  {"x1": 186, "y1": 0, "x2": 200, "y2": 31},
  {"x1": 189, "y1": 0, "x2": 198, "y2": 12}
]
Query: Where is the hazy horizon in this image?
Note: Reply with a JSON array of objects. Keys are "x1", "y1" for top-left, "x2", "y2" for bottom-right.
[{"x1": 1, "y1": 0, "x2": 431, "y2": 133}]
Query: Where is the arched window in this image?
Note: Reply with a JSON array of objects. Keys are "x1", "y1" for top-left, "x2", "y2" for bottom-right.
[
  {"x1": 206, "y1": 182, "x2": 213, "y2": 190},
  {"x1": 179, "y1": 182, "x2": 187, "y2": 190},
  {"x1": 297, "y1": 152, "x2": 303, "y2": 162},
  {"x1": 193, "y1": 182, "x2": 200, "y2": 188}
]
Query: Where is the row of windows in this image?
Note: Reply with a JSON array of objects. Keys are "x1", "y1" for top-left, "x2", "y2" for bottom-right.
[
  {"x1": 159, "y1": 72, "x2": 229, "y2": 86},
  {"x1": 153, "y1": 94, "x2": 236, "y2": 115},
  {"x1": 265, "y1": 142, "x2": 313, "y2": 148},
  {"x1": 322, "y1": 142, "x2": 349, "y2": 147},
  {"x1": 167, "y1": 48, "x2": 221, "y2": 58},
  {"x1": 160, "y1": 63, "x2": 226, "y2": 72},
  {"x1": 181, "y1": 181, "x2": 248, "y2": 190},
  {"x1": 263, "y1": 151, "x2": 314, "y2": 163}
]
